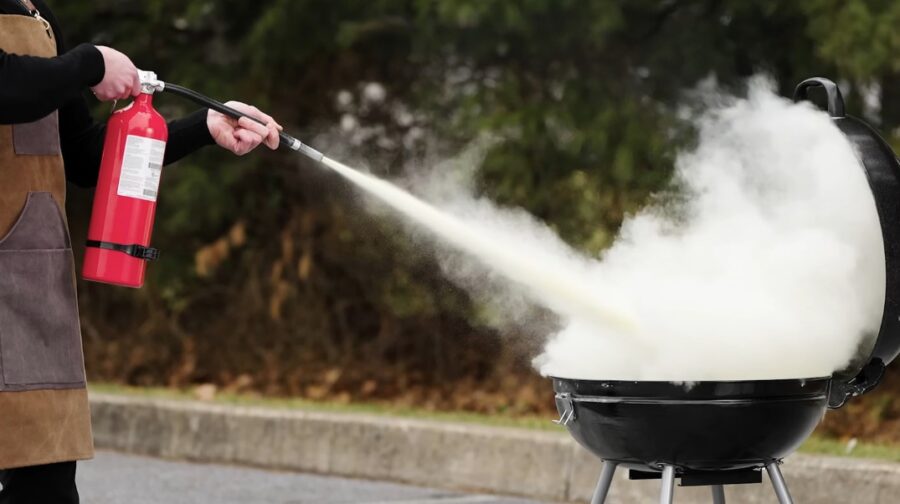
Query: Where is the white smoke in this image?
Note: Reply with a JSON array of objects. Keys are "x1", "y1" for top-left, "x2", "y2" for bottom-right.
[
  {"x1": 326, "y1": 78, "x2": 886, "y2": 381},
  {"x1": 538, "y1": 78, "x2": 886, "y2": 380}
]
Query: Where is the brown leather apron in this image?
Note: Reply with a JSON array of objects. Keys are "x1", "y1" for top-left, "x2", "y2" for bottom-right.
[{"x1": 0, "y1": 13, "x2": 94, "y2": 469}]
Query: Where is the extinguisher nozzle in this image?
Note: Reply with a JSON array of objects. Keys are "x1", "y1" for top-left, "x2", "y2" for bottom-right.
[{"x1": 281, "y1": 133, "x2": 324, "y2": 162}]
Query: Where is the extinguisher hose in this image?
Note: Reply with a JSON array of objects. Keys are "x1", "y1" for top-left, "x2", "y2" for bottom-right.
[{"x1": 161, "y1": 83, "x2": 324, "y2": 162}]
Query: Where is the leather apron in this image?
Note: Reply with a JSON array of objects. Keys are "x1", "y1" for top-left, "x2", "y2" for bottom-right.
[{"x1": 0, "y1": 14, "x2": 94, "y2": 469}]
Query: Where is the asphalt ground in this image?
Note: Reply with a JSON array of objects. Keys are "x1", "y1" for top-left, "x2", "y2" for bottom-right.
[{"x1": 77, "y1": 451, "x2": 546, "y2": 504}]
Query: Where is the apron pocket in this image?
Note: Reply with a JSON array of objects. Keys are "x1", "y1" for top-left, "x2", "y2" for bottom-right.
[
  {"x1": 12, "y1": 111, "x2": 62, "y2": 156},
  {"x1": 0, "y1": 192, "x2": 70, "y2": 250},
  {"x1": 0, "y1": 248, "x2": 85, "y2": 387}
]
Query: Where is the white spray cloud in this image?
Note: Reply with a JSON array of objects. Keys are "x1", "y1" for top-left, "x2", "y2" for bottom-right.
[
  {"x1": 537, "y1": 78, "x2": 886, "y2": 380},
  {"x1": 324, "y1": 78, "x2": 886, "y2": 381}
]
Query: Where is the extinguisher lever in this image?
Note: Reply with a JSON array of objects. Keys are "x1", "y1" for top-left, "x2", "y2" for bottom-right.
[{"x1": 158, "y1": 82, "x2": 324, "y2": 162}]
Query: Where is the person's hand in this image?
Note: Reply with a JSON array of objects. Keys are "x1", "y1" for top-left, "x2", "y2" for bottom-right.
[
  {"x1": 207, "y1": 102, "x2": 281, "y2": 155},
  {"x1": 90, "y1": 46, "x2": 141, "y2": 101}
]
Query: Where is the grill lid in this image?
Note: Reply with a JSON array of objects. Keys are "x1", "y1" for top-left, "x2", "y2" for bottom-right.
[{"x1": 794, "y1": 77, "x2": 900, "y2": 408}]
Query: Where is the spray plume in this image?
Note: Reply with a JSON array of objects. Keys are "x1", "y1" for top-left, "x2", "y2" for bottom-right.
[
  {"x1": 321, "y1": 156, "x2": 639, "y2": 336},
  {"x1": 319, "y1": 78, "x2": 886, "y2": 381}
]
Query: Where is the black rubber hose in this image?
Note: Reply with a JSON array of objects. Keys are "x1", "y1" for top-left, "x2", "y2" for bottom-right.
[{"x1": 162, "y1": 83, "x2": 310, "y2": 155}]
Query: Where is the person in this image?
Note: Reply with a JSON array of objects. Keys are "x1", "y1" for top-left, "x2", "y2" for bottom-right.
[{"x1": 0, "y1": 1, "x2": 281, "y2": 502}]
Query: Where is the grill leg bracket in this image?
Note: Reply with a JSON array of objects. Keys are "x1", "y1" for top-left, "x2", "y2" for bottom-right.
[
  {"x1": 590, "y1": 461, "x2": 618, "y2": 504},
  {"x1": 660, "y1": 465, "x2": 676, "y2": 504},
  {"x1": 592, "y1": 462, "x2": 791, "y2": 503}
]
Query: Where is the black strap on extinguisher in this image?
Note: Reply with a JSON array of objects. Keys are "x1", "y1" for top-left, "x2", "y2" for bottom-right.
[{"x1": 85, "y1": 240, "x2": 160, "y2": 261}]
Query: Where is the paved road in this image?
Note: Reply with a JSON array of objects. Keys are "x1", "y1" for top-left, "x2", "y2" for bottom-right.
[{"x1": 78, "y1": 451, "x2": 546, "y2": 504}]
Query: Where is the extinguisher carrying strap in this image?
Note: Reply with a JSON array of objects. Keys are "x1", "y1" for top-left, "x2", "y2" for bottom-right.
[{"x1": 85, "y1": 240, "x2": 160, "y2": 261}]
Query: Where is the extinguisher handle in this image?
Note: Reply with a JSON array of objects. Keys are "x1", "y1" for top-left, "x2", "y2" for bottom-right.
[{"x1": 162, "y1": 83, "x2": 324, "y2": 161}]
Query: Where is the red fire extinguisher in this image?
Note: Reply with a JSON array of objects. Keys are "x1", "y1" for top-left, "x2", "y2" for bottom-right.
[
  {"x1": 82, "y1": 71, "x2": 320, "y2": 288},
  {"x1": 82, "y1": 71, "x2": 168, "y2": 288}
]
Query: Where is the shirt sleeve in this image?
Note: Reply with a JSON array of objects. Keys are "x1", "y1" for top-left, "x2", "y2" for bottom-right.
[
  {"x1": 30, "y1": 0, "x2": 216, "y2": 188},
  {"x1": 61, "y1": 99, "x2": 215, "y2": 188},
  {"x1": 0, "y1": 43, "x2": 104, "y2": 124}
]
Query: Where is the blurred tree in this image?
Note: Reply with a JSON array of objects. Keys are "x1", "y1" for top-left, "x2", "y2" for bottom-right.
[{"x1": 46, "y1": 0, "x2": 900, "y2": 431}]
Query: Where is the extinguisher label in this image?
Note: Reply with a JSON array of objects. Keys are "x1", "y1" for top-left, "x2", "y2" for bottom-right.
[{"x1": 117, "y1": 135, "x2": 166, "y2": 202}]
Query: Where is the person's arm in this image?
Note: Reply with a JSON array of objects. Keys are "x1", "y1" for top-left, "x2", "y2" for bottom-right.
[
  {"x1": 37, "y1": 0, "x2": 277, "y2": 187},
  {"x1": 60, "y1": 96, "x2": 216, "y2": 188},
  {"x1": 28, "y1": 0, "x2": 214, "y2": 187},
  {"x1": 0, "y1": 44, "x2": 103, "y2": 124},
  {"x1": 61, "y1": 95, "x2": 281, "y2": 187}
]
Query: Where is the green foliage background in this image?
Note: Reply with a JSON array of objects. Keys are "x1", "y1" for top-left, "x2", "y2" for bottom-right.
[{"x1": 50, "y1": 1, "x2": 900, "y2": 437}]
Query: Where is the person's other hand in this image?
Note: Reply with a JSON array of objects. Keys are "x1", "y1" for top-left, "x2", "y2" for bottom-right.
[
  {"x1": 207, "y1": 102, "x2": 282, "y2": 156},
  {"x1": 90, "y1": 46, "x2": 141, "y2": 101}
]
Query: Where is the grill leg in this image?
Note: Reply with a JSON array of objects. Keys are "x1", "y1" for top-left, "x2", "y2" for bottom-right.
[
  {"x1": 711, "y1": 484, "x2": 726, "y2": 504},
  {"x1": 766, "y1": 462, "x2": 794, "y2": 504},
  {"x1": 659, "y1": 465, "x2": 676, "y2": 504},
  {"x1": 590, "y1": 461, "x2": 618, "y2": 504}
]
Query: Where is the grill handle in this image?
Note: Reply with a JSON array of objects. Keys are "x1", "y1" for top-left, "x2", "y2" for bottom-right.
[
  {"x1": 794, "y1": 77, "x2": 846, "y2": 118},
  {"x1": 553, "y1": 393, "x2": 576, "y2": 425}
]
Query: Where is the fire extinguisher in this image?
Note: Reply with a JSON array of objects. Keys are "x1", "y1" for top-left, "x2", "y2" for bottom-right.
[
  {"x1": 82, "y1": 70, "x2": 322, "y2": 288},
  {"x1": 82, "y1": 71, "x2": 168, "y2": 288}
]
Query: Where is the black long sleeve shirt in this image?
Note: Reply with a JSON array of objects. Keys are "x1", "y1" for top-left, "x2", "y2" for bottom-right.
[{"x1": 0, "y1": 0, "x2": 214, "y2": 187}]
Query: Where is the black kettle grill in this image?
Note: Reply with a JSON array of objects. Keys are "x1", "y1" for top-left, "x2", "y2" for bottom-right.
[{"x1": 552, "y1": 77, "x2": 900, "y2": 504}]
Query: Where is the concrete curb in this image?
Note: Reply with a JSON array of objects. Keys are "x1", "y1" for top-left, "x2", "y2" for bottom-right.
[{"x1": 90, "y1": 393, "x2": 900, "y2": 503}]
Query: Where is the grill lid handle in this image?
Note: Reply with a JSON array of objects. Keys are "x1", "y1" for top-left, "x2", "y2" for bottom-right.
[{"x1": 794, "y1": 77, "x2": 846, "y2": 118}]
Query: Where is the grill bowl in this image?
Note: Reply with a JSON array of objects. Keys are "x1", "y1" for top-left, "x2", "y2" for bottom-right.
[{"x1": 552, "y1": 377, "x2": 830, "y2": 472}]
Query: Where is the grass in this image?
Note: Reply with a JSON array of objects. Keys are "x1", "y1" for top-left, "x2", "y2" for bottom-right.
[
  {"x1": 798, "y1": 436, "x2": 900, "y2": 462},
  {"x1": 88, "y1": 383, "x2": 556, "y2": 430},
  {"x1": 89, "y1": 383, "x2": 900, "y2": 462}
]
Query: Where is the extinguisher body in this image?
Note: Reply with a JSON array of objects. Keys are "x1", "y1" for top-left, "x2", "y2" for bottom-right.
[{"x1": 82, "y1": 93, "x2": 168, "y2": 288}]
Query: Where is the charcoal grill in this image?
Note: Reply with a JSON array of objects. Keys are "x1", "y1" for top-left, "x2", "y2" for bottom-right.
[{"x1": 552, "y1": 78, "x2": 900, "y2": 504}]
